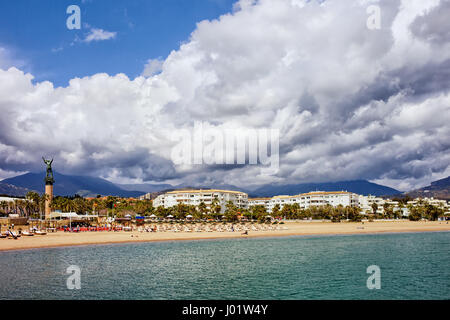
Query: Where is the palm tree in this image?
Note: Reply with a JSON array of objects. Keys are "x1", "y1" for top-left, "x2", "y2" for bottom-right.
[
  {"x1": 272, "y1": 204, "x2": 281, "y2": 218},
  {"x1": 250, "y1": 205, "x2": 266, "y2": 221},
  {"x1": 174, "y1": 203, "x2": 189, "y2": 220},
  {"x1": 371, "y1": 202, "x2": 378, "y2": 216},
  {"x1": 198, "y1": 201, "x2": 207, "y2": 219},
  {"x1": 0, "y1": 200, "x2": 9, "y2": 215},
  {"x1": 210, "y1": 198, "x2": 222, "y2": 220},
  {"x1": 291, "y1": 203, "x2": 300, "y2": 219},
  {"x1": 383, "y1": 203, "x2": 392, "y2": 219},
  {"x1": 224, "y1": 201, "x2": 238, "y2": 221}
]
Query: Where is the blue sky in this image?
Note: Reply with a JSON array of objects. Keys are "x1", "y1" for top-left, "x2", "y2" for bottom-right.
[{"x1": 0, "y1": 0, "x2": 236, "y2": 86}]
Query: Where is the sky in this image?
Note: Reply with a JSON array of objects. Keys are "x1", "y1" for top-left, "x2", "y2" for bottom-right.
[{"x1": 0, "y1": 0, "x2": 449, "y2": 192}]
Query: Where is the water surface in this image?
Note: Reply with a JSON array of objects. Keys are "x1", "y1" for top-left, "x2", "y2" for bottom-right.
[{"x1": 0, "y1": 232, "x2": 448, "y2": 299}]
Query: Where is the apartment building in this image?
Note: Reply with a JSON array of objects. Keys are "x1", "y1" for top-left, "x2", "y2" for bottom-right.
[
  {"x1": 153, "y1": 189, "x2": 248, "y2": 213},
  {"x1": 249, "y1": 191, "x2": 360, "y2": 213}
]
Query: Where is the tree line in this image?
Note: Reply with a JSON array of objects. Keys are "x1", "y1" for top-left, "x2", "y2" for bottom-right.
[{"x1": 0, "y1": 192, "x2": 445, "y2": 221}]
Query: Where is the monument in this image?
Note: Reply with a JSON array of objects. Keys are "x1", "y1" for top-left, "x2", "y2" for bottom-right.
[{"x1": 43, "y1": 157, "x2": 54, "y2": 220}]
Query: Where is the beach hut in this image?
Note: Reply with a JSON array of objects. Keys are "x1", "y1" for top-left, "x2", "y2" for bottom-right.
[
  {"x1": 135, "y1": 216, "x2": 145, "y2": 226},
  {"x1": 115, "y1": 217, "x2": 132, "y2": 230}
]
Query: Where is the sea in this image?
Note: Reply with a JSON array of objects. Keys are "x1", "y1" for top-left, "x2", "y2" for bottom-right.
[{"x1": 0, "y1": 231, "x2": 448, "y2": 300}]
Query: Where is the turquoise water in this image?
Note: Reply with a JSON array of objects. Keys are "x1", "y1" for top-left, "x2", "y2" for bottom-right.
[{"x1": 0, "y1": 232, "x2": 448, "y2": 300}]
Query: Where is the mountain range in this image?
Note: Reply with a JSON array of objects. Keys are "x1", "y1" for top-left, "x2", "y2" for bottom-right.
[
  {"x1": 0, "y1": 182, "x2": 32, "y2": 197},
  {"x1": 406, "y1": 176, "x2": 450, "y2": 200},
  {"x1": 1, "y1": 172, "x2": 144, "y2": 198},
  {"x1": 0, "y1": 171, "x2": 405, "y2": 198},
  {"x1": 1, "y1": 171, "x2": 448, "y2": 200},
  {"x1": 247, "y1": 180, "x2": 400, "y2": 198}
]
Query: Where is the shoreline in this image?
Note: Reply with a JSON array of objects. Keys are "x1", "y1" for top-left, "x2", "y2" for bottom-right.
[
  {"x1": 1, "y1": 229, "x2": 449, "y2": 253},
  {"x1": 1, "y1": 221, "x2": 449, "y2": 252}
]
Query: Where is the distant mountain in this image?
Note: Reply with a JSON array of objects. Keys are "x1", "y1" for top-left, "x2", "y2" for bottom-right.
[
  {"x1": 174, "y1": 182, "x2": 248, "y2": 193},
  {"x1": 147, "y1": 179, "x2": 399, "y2": 198},
  {"x1": 116, "y1": 183, "x2": 173, "y2": 193},
  {"x1": 1, "y1": 172, "x2": 402, "y2": 199},
  {"x1": 0, "y1": 182, "x2": 34, "y2": 197},
  {"x1": 407, "y1": 176, "x2": 450, "y2": 200},
  {"x1": 247, "y1": 180, "x2": 400, "y2": 198},
  {"x1": 1, "y1": 172, "x2": 145, "y2": 198}
]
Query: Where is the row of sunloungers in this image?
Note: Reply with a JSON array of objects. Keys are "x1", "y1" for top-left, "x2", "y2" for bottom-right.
[
  {"x1": 138, "y1": 224, "x2": 289, "y2": 233},
  {"x1": 60, "y1": 227, "x2": 116, "y2": 232},
  {"x1": 0, "y1": 229, "x2": 47, "y2": 239}
]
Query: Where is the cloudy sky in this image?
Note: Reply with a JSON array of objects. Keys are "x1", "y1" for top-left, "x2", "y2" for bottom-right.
[{"x1": 0, "y1": 0, "x2": 449, "y2": 192}]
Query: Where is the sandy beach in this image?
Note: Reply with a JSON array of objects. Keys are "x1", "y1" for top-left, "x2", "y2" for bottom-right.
[{"x1": 0, "y1": 220, "x2": 449, "y2": 252}]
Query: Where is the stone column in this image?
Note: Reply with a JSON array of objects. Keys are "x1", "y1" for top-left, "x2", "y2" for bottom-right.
[{"x1": 45, "y1": 183, "x2": 53, "y2": 220}]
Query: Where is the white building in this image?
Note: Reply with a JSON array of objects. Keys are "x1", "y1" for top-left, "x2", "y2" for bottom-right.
[
  {"x1": 138, "y1": 193, "x2": 152, "y2": 200},
  {"x1": 249, "y1": 191, "x2": 360, "y2": 213},
  {"x1": 407, "y1": 197, "x2": 450, "y2": 215},
  {"x1": 358, "y1": 195, "x2": 386, "y2": 215},
  {"x1": 152, "y1": 188, "x2": 449, "y2": 218},
  {"x1": 0, "y1": 196, "x2": 25, "y2": 203},
  {"x1": 407, "y1": 197, "x2": 448, "y2": 208},
  {"x1": 248, "y1": 198, "x2": 271, "y2": 208},
  {"x1": 153, "y1": 189, "x2": 248, "y2": 213}
]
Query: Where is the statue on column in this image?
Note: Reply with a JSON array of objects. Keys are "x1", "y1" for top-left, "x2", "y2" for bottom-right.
[{"x1": 42, "y1": 157, "x2": 55, "y2": 185}]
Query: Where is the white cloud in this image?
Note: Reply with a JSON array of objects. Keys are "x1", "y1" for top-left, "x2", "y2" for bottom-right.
[
  {"x1": 83, "y1": 28, "x2": 117, "y2": 43},
  {"x1": 0, "y1": 46, "x2": 26, "y2": 70},
  {"x1": 0, "y1": 0, "x2": 449, "y2": 191},
  {"x1": 142, "y1": 58, "x2": 164, "y2": 77}
]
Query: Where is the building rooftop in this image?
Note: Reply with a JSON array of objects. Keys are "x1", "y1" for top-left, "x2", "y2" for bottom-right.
[
  {"x1": 165, "y1": 189, "x2": 248, "y2": 195},
  {"x1": 300, "y1": 191, "x2": 352, "y2": 196}
]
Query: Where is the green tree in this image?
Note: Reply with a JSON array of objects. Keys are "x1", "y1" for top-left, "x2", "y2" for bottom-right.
[
  {"x1": 224, "y1": 201, "x2": 238, "y2": 221},
  {"x1": 250, "y1": 205, "x2": 267, "y2": 221},
  {"x1": 383, "y1": 203, "x2": 394, "y2": 219},
  {"x1": 210, "y1": 198, "x2": 222, "y2": 220},
  {"x1": 272, "y1": 204, "x2": 281, "y2": 218},
  {"x1": 347, "y1": 206, "x2": 362, "y2": 222},
  {"x1": 198, "y1": 201, "x2": 207, "y2": 218},
  {"x1": 424, "y1": 204, "x2": 444, "y2": 221},
  {"x1": 371, "y1": 202, "x2": 378, "y2": 216},
  {"x1": 281, "y1": 204, "x2": 293, "y2": 220},
  {"x1": 408, "y1": 204, "x2": 423, "y2": 221}
]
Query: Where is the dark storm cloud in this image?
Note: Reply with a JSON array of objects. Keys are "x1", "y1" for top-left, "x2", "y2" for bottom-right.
[{"x1": 410, "y1": 0, "x2": 450, "y2": 44}]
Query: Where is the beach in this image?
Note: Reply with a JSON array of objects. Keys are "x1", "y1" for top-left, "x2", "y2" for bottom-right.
[{"x1": 0, "y1": 220, "x2": 449, "y2": 252}]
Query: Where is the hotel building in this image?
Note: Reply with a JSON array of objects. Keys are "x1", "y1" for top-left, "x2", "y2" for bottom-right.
[
  {"x1": 151, "y1": 189, "x2": 449, "y2": 217},
  {"x1": 153, "y1": 189, "x2": 248, "y2": 213},
  {"x1": 358, "y1": 195, "x2": 386, "y2": 215},
  {"x1": 248, "y1": 191, "x2": 360, "y2": 213}
]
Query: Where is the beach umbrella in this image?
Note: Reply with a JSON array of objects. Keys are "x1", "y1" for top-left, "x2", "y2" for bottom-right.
[
  {"x1": 186, "y1": 215, "x2": 193, "y2": 218},
  {"x1": 167, "y1": 215, "x2": 174, "y2": 218},
  {"x1": 149, "y1": 214, "x2": 157, "y2": 218}
]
